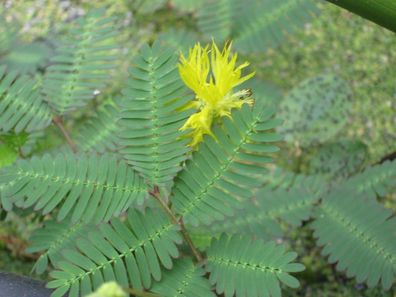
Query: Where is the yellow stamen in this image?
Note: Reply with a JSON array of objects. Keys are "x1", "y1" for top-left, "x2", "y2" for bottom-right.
[{"x1": 178, "y1": 41, "x2": 255, "y2": 148}]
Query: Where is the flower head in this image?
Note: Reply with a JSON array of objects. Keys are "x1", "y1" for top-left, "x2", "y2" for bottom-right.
[{"x1": 178, "y1": 42, "x2": 255, "y2": 147}]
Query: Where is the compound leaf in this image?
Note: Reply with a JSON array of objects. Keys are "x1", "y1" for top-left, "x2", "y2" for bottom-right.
[
  {"x1": 311, "y1": 187, "x2": 396, "y2": 290},
  {"x1": 0, "y1": 66, "x2": 52, "y2": 133},
  {"x1": 118, "y1": 42, "x2": 192, "y2": 186},
  {"x1": 0, "y1": 153, "x2": 147, "y2": 223},
  {"x1": 42, "y1": 9, "x2": 118, "y2": 114},
  {"x1": 151, "y1": 258, "x2": 215, "y2": 297},
  {"x1": 47, "y1": 208, "x2": 182, "y2": 297},
  {"x1": 206, "y1": 234, "x2": 304, "y2": 297},
  {"x1": 171, "y1": 102, "x2": 281, "y2": 226}
]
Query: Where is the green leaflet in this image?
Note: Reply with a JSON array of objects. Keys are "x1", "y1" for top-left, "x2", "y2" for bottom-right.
[
  {"x1": 0, "y1": 143, "x2": 17, "y2": 169},
  {"x1": 199, "y1": 173, "x2": 326, "y2": 240},
  {"x1": 151, "y1": 258, "x2": 215, "y2": 297},
  {"x1": 306, "y1": 140, "x2": 368, "y2": 178},
  {"x1": 132, "y1": 0, "x2": 167, "y2": 14},
  {"x1": 170, "y1": 0, "x2": 203, "y2": 13},
  {"x1": 341, "y1": 159, "x2": 396, "y2": 199},
  {"x1": 0, "y1": 153, "x2": 147, "y2": 223},
  {"x1": 0, "y1": 175, "x2": 13, "y2": 211},
  {"x1": 75, "y1": 102, "x2": 120, "y2": 153},
  {"x1": 157, "y1": 28, "x2": 198, "y2": 55},
  {"x1": 233, "y1": 0, "x2": 319, "y2": 53},
  {"x1": 47, "y1": 208, "x2": 182, "y2": 297},
  {"x1": 42, "y1": 9, "x2": 118, "y2": 115},
  {"x1": 278, "y1": 73, "x2": 352, "y2": 146},
  {"x1": 0, "y1": 66, "x2": 52, "y2": 133},
  {"x1": 311, "y1": 187, "x2": 396, "y2": 290},
  {"x1": 171, "y1": 102, "x2": 281, "y2": 226},
  {"x1": 118, "y1": 42, "x2": 192, "y2": 186},
  {"x1": 196, "y1": 0, "x2": 318, "y2": 52},
  {"x1": 206, "y1": 235, "x2": 305, "y2": 297},
  {"x1": 0, "y1": 41, "x2": 52, "y2": 74},
  {"x1": 27, "y1": 219, "x2": 93, "y2": 274},
  {"x1": 197, "y1": 0, "x2": 236, "y2": 42}
]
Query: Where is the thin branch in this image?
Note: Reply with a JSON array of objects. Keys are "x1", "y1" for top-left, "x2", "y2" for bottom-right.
[
  {"x1": 52, "y1": 116, "x2": 77, "y2": 153},
  {"x1": 149, "y1": 186, "x2": 203, "y2": 262},
  {"x1": 124, "y1": 288, "x2": 159, "y2": 297}
]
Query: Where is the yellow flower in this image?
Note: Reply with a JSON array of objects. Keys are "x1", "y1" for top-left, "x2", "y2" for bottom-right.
[{"x1": 178, "y1": 41, "x2": 255, "y2": 147}]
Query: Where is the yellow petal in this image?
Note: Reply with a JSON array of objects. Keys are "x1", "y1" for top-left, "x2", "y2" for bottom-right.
[{"x1": 178, "y1": 41, "x2": 255, "y2": 148}]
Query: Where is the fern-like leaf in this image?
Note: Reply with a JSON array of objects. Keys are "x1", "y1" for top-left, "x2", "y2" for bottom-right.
[
  {"x1": 311, "y1": 187, "x2": 396, "y2": 290},
  {"x1": 233, "y1": 0, "x2": 319, "y2": 53},
  {"x1": 1, "y1": 41, "x2": 52, "y2": 74},
  {"x1": 42, "y1": 9, "x2": 118, "y2": 114},
  {"x1": 157, "y1": 28, "x2": 198, "y2": 54},
  {"x1": 0, "y1": 154, "x2": 147, "y2": 223},
  {"x1": 197, "y1": 0, "x2": 237, "y2": 42},
  {"x1": 151, "y1": 258, "x2": 215, "y2": 297},
  {"x1": 75, "y1": 102, "x2": 120, "y2": 153},
  {"x1": 47, "y1": 208, "x2": 182, "y2": 297},
  {"x1": 0, "y1": 178, "x2": 13, "y2": 211},
  {"x1": 196, "y1": 0, "x2": 318, "y2": 52},
  {"x1": 118, "y1": 42, "x2": 192, "y2": 186},
  {"x1": 27, "y1": 219, "x2": 93, "y2": 274},
  {"x1": 342, "y1": 159, "x2": 396, "y2": 199},
  {"x1": 0, "y1": 66, "x2": 52, "y2": 133},
  {"x1": 202, "y1": 174, "x2": 325, "y2": 239},
  {"x1": 171, "y1": 103, "x2": 281, "y2": 226},
  {"x1": 206, "y1": 234, "x2": 305, "y2": 297}
]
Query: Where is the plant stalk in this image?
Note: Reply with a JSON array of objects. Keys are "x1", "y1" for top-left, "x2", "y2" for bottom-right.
[
  {"x1": 52, "y1": 116, "x2": 77, "y2": 153},
  {"x1": 149, "y1": 187, "x2": 203, "y2": 262},
  {"x1": 325, "y1": 0, "x2": 396, "y2": 33}
]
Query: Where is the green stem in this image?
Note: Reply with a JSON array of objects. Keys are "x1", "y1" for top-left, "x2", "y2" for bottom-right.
[
  {"x1": 52, "y1": 116, "x2": 77, "y2": 153},
  {"x1": 149, "y1": 187, "x2": 203, "y2": 262},
  {"x1": 325, "y1": 0, "x2": 396, "y2": 33}
]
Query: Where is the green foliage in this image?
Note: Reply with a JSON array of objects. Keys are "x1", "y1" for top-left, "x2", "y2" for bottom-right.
[
  {"x1": 0, "y1": 154, "x2": 147, "y2": 223},
  {"x1": 151, "y1": 258, "x2": 215, "y2": 297},
  {"x1": 157, "y1": 28, "x2": 198, "y2": 54},
  {"x1": 47, "y1": 208, "x2": 182, "y2": 297},
  {"x1": 341, "y1": 159, "x2": 396, "y2": 199},
  {"x1": 278, "y1": 73, "x2": 352, "y2": 146},
  {"x1": 233, "y1": 0, "x2": 319, "y2": 53},
  {"x1": 197, "y1": 0, "x2": 319, "y2": 52},
  {"x1": 171, "y1": 103, "x2": 281, "y2": 226},
  {"x1": 118, "y1": 42, "x2": 192, "y2": 186},
  {"x1": 170, "y1": 0, "x2": 202, "y2": 13},
  {"x1": 0, "y1": 41, "x2": 51, "y2": 74},
  {"x1": 306, "y1": 140, "x2": 368, "y2": 178},
  {"x1": 0, "y1": 66, "x2": 52, "y2": 133},
  {"x1": 42, "y1": 9, "x2": 118, "y2": 115},
  {"x1": 0, "y1": 144, "x2": 17, "y2": 169},
  {"x1": 75, "y1": 102, "x2": 120, "y2": 153},
  {"x1": 0, "y1": 3, "x2": 395, "y2": 297},
  {"x1": 206, "y1": 235, "x2": 305, "y2": 297},
  {"x1": 255, "y1": 3, "x2": 396, "y2": 161},
  {"x1": 242, "y1": 77, "x2": 283, "y2": 107},
  {"x1": 197, "y1": 0, "x2": 235, "y2": 42},
  {"x1": 311, "y1": 186, "x2": 396, "y2": 290},
  {"x1": 202, "y1": 173, "x2": 325, "y2": 239},
  {"x1": 132, "y1": 0, "x2": 168, "y2": 14},
  {"x1": 27, "y1": 219, "x2": 93, "y2": 274}
]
